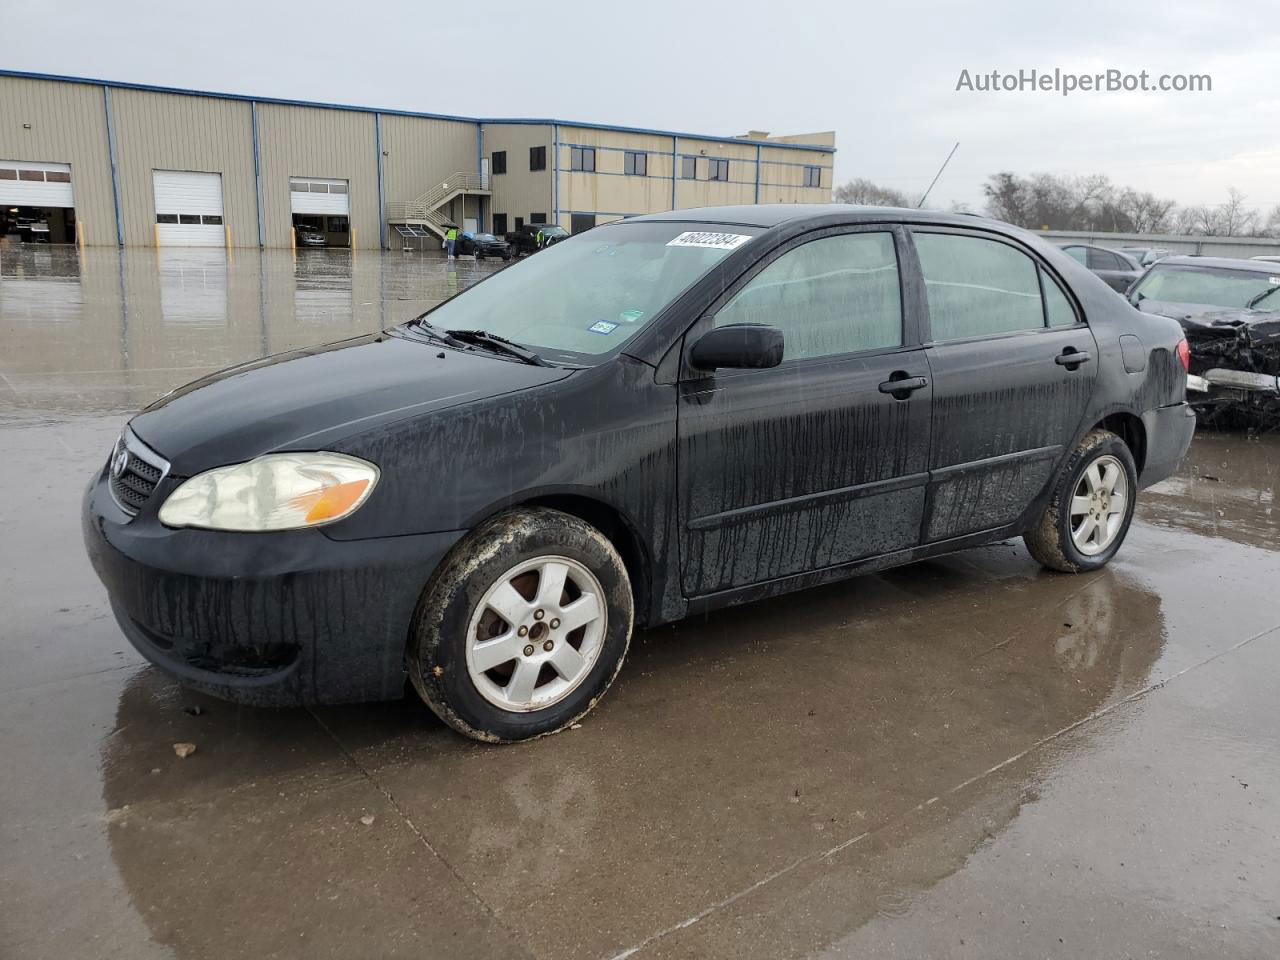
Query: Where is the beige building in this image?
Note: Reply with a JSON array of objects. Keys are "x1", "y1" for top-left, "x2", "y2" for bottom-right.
[{"x1": 0, "y1": 70, "x2": 834, "y2": 250}]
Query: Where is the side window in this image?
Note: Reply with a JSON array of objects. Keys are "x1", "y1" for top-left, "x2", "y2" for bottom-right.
[
  {"x1": 1087, "y1": 247, "x2": 1119, "y2": 270},
  {"x1": 1041, "y1": 268, "x2": 1078, "y2": 327},
  {"x1": 1063, "y1": 246, "x2": 1088, "y2": 265},
  {"x1": 713, "y1": 232, "x2": 902, "y2": 362},
  {"x1": 914, "y1": 232, "x2": 1045, "y2": 340}
]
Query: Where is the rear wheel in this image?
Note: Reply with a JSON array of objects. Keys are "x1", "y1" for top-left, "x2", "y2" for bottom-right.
[
  {"x1": 1024, "y1": 429, "x2": 1137, "y2": 573},
  {"x1": 407, "y1": 508, "x2": 633, "y2": 742}
]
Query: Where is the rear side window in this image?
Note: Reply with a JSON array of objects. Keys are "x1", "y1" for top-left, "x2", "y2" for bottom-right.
[
  {"x1": 1087, "y1": 248, "x2": 1121, "y2": 270},
  {"x1": 715, "y1": 232, "x2": 902, "y2": 361},
  {"x1": 1041, "y1": 269, "x2": 1078, "y2": 327},
  {"x1": 1063, "y1": 246, "x2": 1087, "y2": 264},
  {"x1": 914, "y1": 232, "x2": 1044, "y2": 340}
]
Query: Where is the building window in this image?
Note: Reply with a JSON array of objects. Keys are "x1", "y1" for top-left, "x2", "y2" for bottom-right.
[
  {"x1": 515, "y1": 216, "x2": 525, "y2": 230},
  {"x1": 45, "y1": 170, "x2": 71, "y2": 183},
  {"x1": 624, "y1": 151, "x2": 647, "y2": 176},
  {"x1": 530, "y1": 213, "x2": 547, "y2": 224},
  {"x1": 571, "y1": 213, "x2": 595, "y2": 234},
  {"x1": 155, "y1": 213, "x2": 178, "y2": 224},
  {"x1": 329, "y1": 217, "x2": 349, "y2": 234},
  {"x1": 492, "y1": 151, "x2": 507, "y2": 175},
  {"x1": 708, "y1": 158, "x2": 729, "y2": 182},
  {"x1": 202, "y1": 214, "x2": 223, "y2": 225},
  {"x1": 19, "y1": 169, "x2": 44, "y2": 182},
  {"x1": 804, "y1": 166, "x2": 822, "y2": 188},
  {"x1": 529, "y1": 146, "x2": 546, "y2": 171},
  {"x1": 178, "y1": 214, "x2": 202, "y2": 225},
  {"x1": 492, "y1": 212, "x2": 508, "y2": 235},
  {"x1": 570, "y1": 147, "x2": 596, "y2": 172},
  {"x1": 680, "y1": 156, "x2": 697, "y2": 179}
]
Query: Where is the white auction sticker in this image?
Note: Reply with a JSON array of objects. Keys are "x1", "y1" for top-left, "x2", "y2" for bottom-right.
[{"x1": 666, "y1": 231, "x2": 753, "y2": 250}]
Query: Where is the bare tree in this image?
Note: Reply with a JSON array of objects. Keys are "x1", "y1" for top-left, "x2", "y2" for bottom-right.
[
  {"x1": 834, "y1": 178, "x2": 914, "y2": 207},
  {"x1": 1217, "y1": 187, "x2": 1257, "y2": 237}
]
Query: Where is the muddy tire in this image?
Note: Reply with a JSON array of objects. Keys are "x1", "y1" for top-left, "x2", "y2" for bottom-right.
[
  {"x1": 1024, "y1": 429, "x2": 1138, "y2": 573},
  {"x1": 407, "y1": 508, "x2": 633, "y2": 742}
]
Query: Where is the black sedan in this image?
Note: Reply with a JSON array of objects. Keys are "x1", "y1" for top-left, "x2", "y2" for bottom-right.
[
  {"x1": 459, "y1": 231, "x2": 511, "y2": 261},
  {"x1": 1128, "y1": 256, "x2": 1280, "y2": 419},
  {"x1": 1060, "y1": 243, "x2": 1144, "y2": 293},
  {"x1": 84, "y1": 205, "x2": 1195, "y2": 742}
]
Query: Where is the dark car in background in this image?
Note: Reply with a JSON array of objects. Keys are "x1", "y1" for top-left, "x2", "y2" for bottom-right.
[
  {"x1": 84, "y1": 205, "x2": 1194, "y2": 743},
  {"x1": 459, "y1": 231, "x2": 511, "y2": 261},
  {"x1": 1128, "y1": 256, "x2": 1280, "y2": 420},
  {"x1": 1061, "y1": 243, "x2": 1144, "y2": 292},
  {"x1": 506, "y1": 222, "x2": 568, "y2": 256}
]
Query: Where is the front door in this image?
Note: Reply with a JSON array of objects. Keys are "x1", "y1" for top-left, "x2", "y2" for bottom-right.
[
  {"x1": 910, "y1": 229, "x2": 1098, "y2": 542},
  {"x1": 677, "y1": 227, "x2": 931, "y2": 597}
]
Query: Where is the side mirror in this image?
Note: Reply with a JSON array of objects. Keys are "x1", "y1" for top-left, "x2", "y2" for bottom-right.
[{"x1": 689, "y1": 323, "x2": 784, "y2": 371}]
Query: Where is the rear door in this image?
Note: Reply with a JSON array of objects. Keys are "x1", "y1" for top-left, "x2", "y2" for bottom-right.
[
  {"x1": 1087, "y1": 246, "x2": 1135, "y2": 292},
  {"x1": 677, "y1": 225, "x2": 932, "y2": 597},
  {"x1": 910, "y1": 228, "x2": 1097, "y2": 542}
]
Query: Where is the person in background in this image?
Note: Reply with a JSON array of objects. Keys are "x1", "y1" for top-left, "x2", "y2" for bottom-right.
[
  {"x1": 535, "y1": 225, "x2": 545, "y2": 251},
  {"x1": 445, "y1": 225, "x2": 458, "y2": 259}
]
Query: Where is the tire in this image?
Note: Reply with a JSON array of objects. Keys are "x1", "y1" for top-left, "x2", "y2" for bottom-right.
[
  {"x1": 1024, "y1": 429, "x2": 1138, "y2": 573},
  {"x1": 407, "y1": 508, "x2": 633, "y2": 742}
]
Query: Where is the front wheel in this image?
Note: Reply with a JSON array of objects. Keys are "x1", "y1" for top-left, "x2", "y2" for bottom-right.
[
  {"x1": 1024, "y1": 429, "x2": 1138, "y2": 573},
  {"x1": 407, "y1": 508, "x2": 633, "y2": 742}
]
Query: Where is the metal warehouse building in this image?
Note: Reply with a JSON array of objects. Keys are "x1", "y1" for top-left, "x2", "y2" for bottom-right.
[{"x1": 0, "y1": 71, "x2": 834, "y2": 250}]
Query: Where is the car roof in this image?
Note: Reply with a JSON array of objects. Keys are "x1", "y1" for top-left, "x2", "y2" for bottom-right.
[
  {"x1": 624, "y1": 203, "x2": 998, "y2": 230},
  {"x1": 1151, "y1": 255, "x2": 1280, "y2": 272}
]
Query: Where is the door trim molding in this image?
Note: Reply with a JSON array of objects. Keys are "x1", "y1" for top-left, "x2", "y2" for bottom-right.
[{"x1": 688, "y1": 471, "x2": 929, "y2": 531}]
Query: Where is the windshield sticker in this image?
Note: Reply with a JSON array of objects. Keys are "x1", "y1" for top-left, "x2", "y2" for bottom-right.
[
  {"x1": 666, "y1": 231, "x2": 753, "y2": 250},
  {"x1": 589, "y1": 321, "x2": 619, "y2": 335},
  {"x1": 1271, "y1": 277, "x2": 1280, "y2": 285},
  {"x1": 619, "y1": 309, "x2": 644, "y2": 323}
]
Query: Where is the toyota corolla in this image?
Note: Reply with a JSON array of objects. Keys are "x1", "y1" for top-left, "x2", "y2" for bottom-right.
[{"x1": 84, "y1": 205, "x2": 1195, "y2": 742}]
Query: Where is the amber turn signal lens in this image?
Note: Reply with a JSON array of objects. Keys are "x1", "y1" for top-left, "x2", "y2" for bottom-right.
[{"x1": 291, "y1": 479, "x2": 372, "y2": 524}]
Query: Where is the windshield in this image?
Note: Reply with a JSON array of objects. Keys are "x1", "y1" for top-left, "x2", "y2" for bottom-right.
[
  {"x1": 413, "y1": 221, "x2": 762, "y2": 362},
  {"x1": 1129, "y1": 264, "x2": 1280, "y2": 310},
  {"x1": 476, "y1": 233, "x2": 497, "y2": 242}
]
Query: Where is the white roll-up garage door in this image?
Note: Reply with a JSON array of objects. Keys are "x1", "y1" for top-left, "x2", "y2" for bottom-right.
[
  {"x1": 153, "y1": 170, "x2": 225, "y2": 247},
  {"x1": 0, "y1": 161, "x2": 75, "y2": 208},
  {"x1": 290, "y1": 178, "x2": 350, "y2": 216}
]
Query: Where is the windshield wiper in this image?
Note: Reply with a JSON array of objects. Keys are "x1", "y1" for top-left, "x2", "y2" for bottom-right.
[
  {"x1": 445, "y1": 329, "x2": 550, "y2": 366},
  {"x1": 408, "y1": 318, "x2": 467, "y2": 348},
  {"x1": 1246, "y1": 286, "x2": 1280, "y2": 310}
]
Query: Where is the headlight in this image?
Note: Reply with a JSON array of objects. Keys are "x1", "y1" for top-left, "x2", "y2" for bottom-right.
[{"x1": 158, "y1": 452, "x2": 379, "y2": 532}]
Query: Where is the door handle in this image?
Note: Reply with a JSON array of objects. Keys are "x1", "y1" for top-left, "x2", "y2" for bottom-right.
[
  {"x1": 1055, "y1": 349, "x2": 1092, "y2": 368},
  {"x1": 878, "y1": 374, "x2": 929, "y2": 399}
]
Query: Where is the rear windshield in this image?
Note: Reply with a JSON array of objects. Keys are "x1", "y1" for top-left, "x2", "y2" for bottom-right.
[
  {"x1": 413, "y1": 221, "x2": 762, "y2": 363},
  {"x1": 1130, "y1": 264, "x2": 1280, "y2": 311}
]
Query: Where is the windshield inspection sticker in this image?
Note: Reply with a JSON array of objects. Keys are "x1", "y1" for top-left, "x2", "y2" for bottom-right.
[
  {"x1": 619, "y1": 309, "x2": 644, "y2": 323},
  {"x1": 1270, "y1": 277, "x2": 1280, "y2": 285},
  {"x1": 666, "y1": 231, "x2": 753, "y2": 250},
  {"x1": 589, "y1": 321, "x2": 619, "y2": 335}
]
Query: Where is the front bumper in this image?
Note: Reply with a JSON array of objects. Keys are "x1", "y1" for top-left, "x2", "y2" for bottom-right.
[
  {"x1": 1186, "y1": 368, "x2": 1280, "y2": 399},
  {"x1": 1138, "y1": 400, "x2": 1197, "y2": 490},
  {"x1": 82, "y1": 464, "x2": 464, "y2": 706}
]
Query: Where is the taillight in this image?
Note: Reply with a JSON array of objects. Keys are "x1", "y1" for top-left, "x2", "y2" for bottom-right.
[{"x1": 1176, "y1": 338, "x2": 1191, "y2": 372}]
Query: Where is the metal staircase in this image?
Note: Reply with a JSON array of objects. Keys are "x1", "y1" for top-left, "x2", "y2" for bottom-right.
[{"x1": 386, "y1": 171, "x2": 490, "y2": 242}]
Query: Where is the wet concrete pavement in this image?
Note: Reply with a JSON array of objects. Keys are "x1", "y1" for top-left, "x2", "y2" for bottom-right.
[{"x1": 2, "y1": 246, "x2": 1279, "y2": 959}]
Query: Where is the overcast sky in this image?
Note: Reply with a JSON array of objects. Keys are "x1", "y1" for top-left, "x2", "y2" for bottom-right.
[{"x1": 8, "y1": 0, "x2": 1279, "y2": 213}]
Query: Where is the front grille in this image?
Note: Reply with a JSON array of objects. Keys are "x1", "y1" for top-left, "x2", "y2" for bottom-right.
[{"x1": 108, "y1": 430, "x2": 170, "y2": 517}]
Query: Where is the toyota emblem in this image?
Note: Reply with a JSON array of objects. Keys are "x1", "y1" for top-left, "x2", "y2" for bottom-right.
[{"x1": 111, "y1": 443, "x2": 129, "y2": 479}]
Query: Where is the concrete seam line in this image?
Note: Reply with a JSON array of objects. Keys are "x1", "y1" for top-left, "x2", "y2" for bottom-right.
[
  {"x1": 305, "y1": 707, "x2": 537, "y2": 960},
  {"x1": 602, "y1": 620, "x2": 1280, "y2": 960}
]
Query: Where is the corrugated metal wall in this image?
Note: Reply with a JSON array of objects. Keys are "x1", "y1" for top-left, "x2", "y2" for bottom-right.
[
  {"x1": 483, "y1": 124, "x2": 553, "y2": 231},
  {"x1": 1040, "y1": 230, "x2": 1280, "y2": 260},
  {"x1": 381, "y1": 114, "x2": 478, "y2": 210},
  {"x1": 257, "y1": 104, "x2": 380, "y2": 249},
  {"x1": 112, "y1": 89, "x2": 257, "y2": 247},
  {"x1": 0, "y1": 76, "x2": 116, "y2": 245}
]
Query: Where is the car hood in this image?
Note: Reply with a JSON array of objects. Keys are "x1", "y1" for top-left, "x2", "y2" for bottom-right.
[{"x1": 129, "y1": 332, "x2": 573, "y2": 476}]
